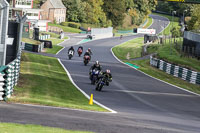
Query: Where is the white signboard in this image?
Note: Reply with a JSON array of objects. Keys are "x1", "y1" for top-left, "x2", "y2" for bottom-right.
[{"x1": 137, "y1": 28, "x2": 156, "y2": 35}]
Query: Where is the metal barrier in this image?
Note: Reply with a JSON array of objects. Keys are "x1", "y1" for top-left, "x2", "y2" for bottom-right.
[
  {"x1": 0, "y1": 0, "x2": 9, "y2": 66},
  {"x1": 150, "y1": 56, "x2": 200, "y2": 85},
  {"x1": 0, "y1": 49, "x2": 22, "y2": 101},
  {"x1": 117, "y1": 30, "x2": 133, "y2": 34}
]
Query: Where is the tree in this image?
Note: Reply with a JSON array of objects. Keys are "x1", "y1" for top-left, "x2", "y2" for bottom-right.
[
  {"x1": 83, "y1": 0, "x2": 109, "y2": 26},
  {"x1": 103, "y1": 0, "x2": 126, "y2": 27},
  {"x1": 127, "y1": 0, "x2": 157, "y2": 26},
  {"x1": 62, "y1": 0, "x2": 87, "y2": 23},
  {"x1": 156, "y1": 1, "x2": 192, "y2": 16},
  {"x1": 187, "y1": 5, "x2": 200, "y2": 31},
  {"x1": 171, "y1": 27, "x2": 181, "y2": 38}
]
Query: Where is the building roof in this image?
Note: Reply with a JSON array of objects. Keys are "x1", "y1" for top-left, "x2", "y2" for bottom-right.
[{"x1": 50, "y1": 0, "x2": 66, "y2": 9}]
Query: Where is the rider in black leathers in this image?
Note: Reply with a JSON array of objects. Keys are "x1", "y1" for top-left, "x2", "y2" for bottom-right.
[
  {"x1": 99, "y1": 69, "x2": 112, "y2": 86},
  {"x1": 90, "y1": 61, "x2": 102, "y2": 71},
  {"x1": 68, "y1": 46, "x2": 75, "y2": 54},
  {"x1": 89, "y1": 61, "x2": 102, "y2": 79}
]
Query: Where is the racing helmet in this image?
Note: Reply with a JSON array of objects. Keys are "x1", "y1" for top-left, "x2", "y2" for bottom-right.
[
  {"x1": 95, "y1": 61, "x2": 100, "y2": 67},
  {"x1": 106, "y1": 69, "x2": 110, "y2": 74}
]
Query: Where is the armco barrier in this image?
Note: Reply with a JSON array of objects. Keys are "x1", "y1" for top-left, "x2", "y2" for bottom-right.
[
  {"x1": 0, "y1": 49, "x2": 22, "y2": 101},
  {"x1": 150, "y1": 56, "x2": 200, "y2": 85}
]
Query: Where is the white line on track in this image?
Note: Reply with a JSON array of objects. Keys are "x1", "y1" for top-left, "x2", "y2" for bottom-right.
[
  {"x1": 56, "y1": 36, "x2": 70, "y2": 55},
  {"x1": 107, "y1": 89, "x2": 197, "y2": 97},
  {"x1": 58, "y1": 59, "x2": 117, "y2": 113}
]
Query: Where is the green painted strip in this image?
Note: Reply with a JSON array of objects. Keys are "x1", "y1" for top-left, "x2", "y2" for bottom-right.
[
  {"x1": 125, "y1": 62, "x2": 140, "y2": 69},
  {"x1": 79, "y1": 39, "x2": 91, "y2": 44},
  {"x1": 170, "y1": 65, "x2": 175, "y2": 75},
  {"x1": 178, "y1": 67, "x2": 183, "y2": 78}
]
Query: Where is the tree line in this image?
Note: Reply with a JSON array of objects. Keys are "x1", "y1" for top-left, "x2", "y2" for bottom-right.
[
  {"x1": 34, "y1": 0, "x2": 157, "y2": 28},
  {"x1": 156, "y1": 1, "x2": 200, "y2": 31},
  {"x1": 62, "y1": 0, "x2": 157, "y2": 28}
]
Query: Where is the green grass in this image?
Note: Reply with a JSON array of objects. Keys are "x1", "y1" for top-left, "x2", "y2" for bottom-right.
[
  {"x1": 112, "y1": 37, "x2": 144, "y2": 60},
  {"x1": 64, "y1": 36, "x2": 69, "y2": 39},
  {"x1": 0, "y1": 123, "x2": 93, "y2": 133},
  {"x1": 22, "y1": 38, "x2": 41, "y2": 45},
  {"x1": 112, "y1": 37, "x2": 200, "y2": 94},
  {"x1": 48, "y1": 23, "x2": 81, "y2": 33},
  {"x1": 29, "y1": 29, "x2": 61, "y2": 39},
  {"x1": 143, "y1": 16, "x2": 153, "y2": 28},
  {"x1": 11, "y1": 52, "x2": 107, "y2": 112},
  {"x1": 114, "y1": 16, "x2": 153, "y2": 37},
  {"x1": 152, "y1": 13, "x2": 180, "y2": 35},
  {"x1": 152, "y1": 39, "x2": 200, "y2": 72},
  {"x1": 45, "y1": 38, "x2": 64, "y2": 54},
  {"x1": 129, "y1": 59, "x2": 200, "y2": 94},
  {"x1": 40, "y1": 31, "x2": 60, "y2": 39}
]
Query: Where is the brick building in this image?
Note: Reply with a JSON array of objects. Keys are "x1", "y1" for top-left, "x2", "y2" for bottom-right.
[{"x1": 40, "y1": 0, "x2": 66, "y2": 23}]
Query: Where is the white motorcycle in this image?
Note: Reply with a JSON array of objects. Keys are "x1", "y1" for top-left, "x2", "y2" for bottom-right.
[{"x1": 68, "y1": 50, "x2": 74, "y2": 60}]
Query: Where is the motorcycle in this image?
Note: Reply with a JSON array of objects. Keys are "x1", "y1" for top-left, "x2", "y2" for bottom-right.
[
  {"x1": 95, "y1": 76, "x2": 107, "y2": 91},
  {"x1": 77, "y1": 48, "x2": 83, "y2": 57},
  {"x1": 83, "y1": 55, "x2": 90, "y2": 66},
  {"x1": 90, "y1": 69, "x2": 100, "y2": 85},
  {"x1": 68, "y1": 50, "x2": 74, "y2": 60}
]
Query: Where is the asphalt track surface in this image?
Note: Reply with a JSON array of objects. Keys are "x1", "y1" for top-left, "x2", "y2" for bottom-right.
[{"x1": 1, "y1": 15, "x2": 200, "y2": 133}]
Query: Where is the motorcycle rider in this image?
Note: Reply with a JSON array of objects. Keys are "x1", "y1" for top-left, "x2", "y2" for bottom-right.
[
  {"x1": 77, "y1": 46, "x2": 83, "y2": 56},
  {"x1": 84, "y1": 50, "x2": 91, "y2": 59},
  {"x1": 77, "y1": 46, "x2": 83, "y2": 52},
  {"x1": 90, "y1": 61, "x2": 102, "y2": 71},
  {"x1": 89, "y1": 61, "x2": 102, "y2": 79},
  {"x1": 88, "y1": 48, "x2": 92, "y2": 55},
  {"x1": 99, "y1": 69, "x2": 112, "y2": 86},
  {"x1": 68, "y1": 46, "x2": 75, "y2": 54}
]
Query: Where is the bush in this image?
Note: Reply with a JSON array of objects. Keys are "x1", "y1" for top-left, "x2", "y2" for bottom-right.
[
  {"x1": 61, "y1": 22, "x2": 68, "y2": 26},
  {"x1": 68, "y1": 22, "x2": 81, "y2": 29}
]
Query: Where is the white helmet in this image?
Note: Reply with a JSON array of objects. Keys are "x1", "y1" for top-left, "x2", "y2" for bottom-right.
[
  {"x1": 106, "y1": 69, "x2": 110, "y2": 74},
  {"x1": 95, "y1": 61, "x2": 99, "y2": 65}
]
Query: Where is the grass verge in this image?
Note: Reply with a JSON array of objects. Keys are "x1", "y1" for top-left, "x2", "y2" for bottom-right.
[
  {"x1": 10, "y1": 52, "x2": 107, "y2": 112},
  {"x1": 22, "y1": 38, "x2": 41, "y2": 45},
  {"x1": 112, "y1": 38, "x2": 200, "y2": 94},
  {"x1": 0, "y1": 123, "x2": 93, "y2": 133},
  {"x1": 48, "y1": 23, "x2": 81, "y2": 33},
  {"x1": 45, "y1": 38, "x2": 64, "y2": 54},
  {"x1": 129, "y1": 60, "x2": 200, "y2": 94},
  {"x1": 114, "y1": 16, "x2": 153, "y2": 37},
  {"x1": 143, "y1": 16, "x2": 153, "y2": 28},
  {"x1": 152, "y1": 13, "x2": 180, "y2": 35},
  {"x1": 40, "y1": 31, "x2": 60, "y2": 38},
  {"x1": 112, "y1": 37, "x2": 144, "y2": 59},
  {"x1": 147, "y1": 39, "x2": 200, "y2": 72}
]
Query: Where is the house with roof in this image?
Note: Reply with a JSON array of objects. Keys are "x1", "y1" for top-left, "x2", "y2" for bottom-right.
[
  {"x1": 40, "y1": 0, "x2": 66, "y2": 23},
  {"x1": 7, "y1": 0, "x2": 50, "y2": 32}
]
